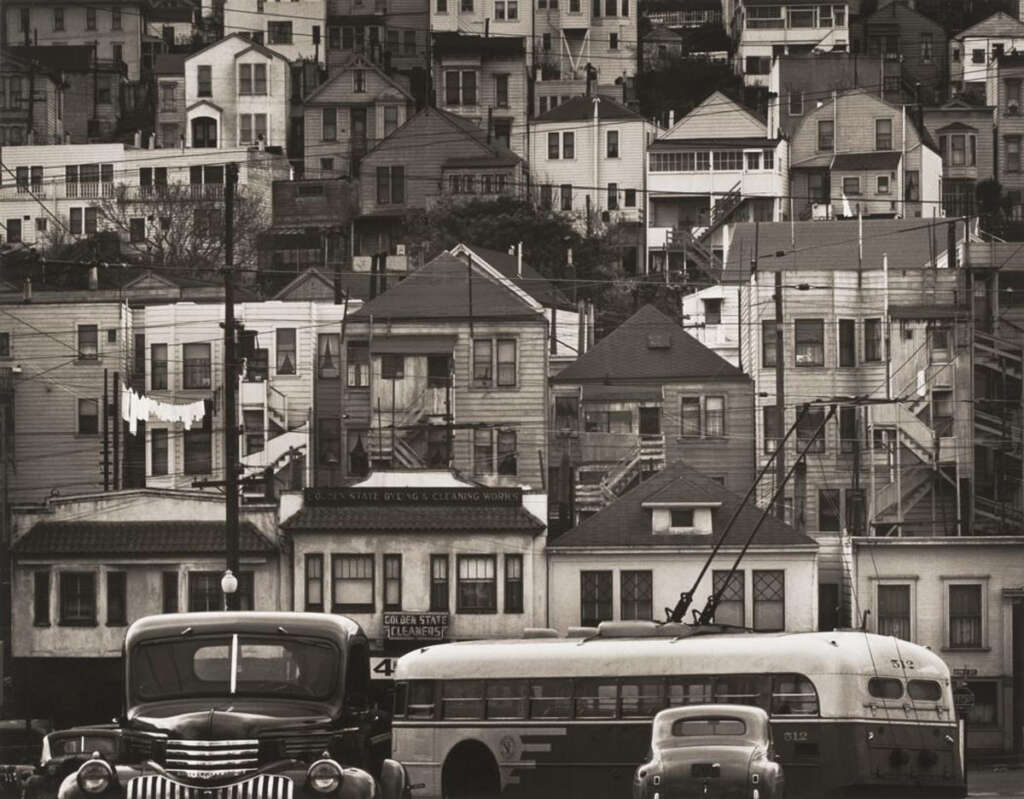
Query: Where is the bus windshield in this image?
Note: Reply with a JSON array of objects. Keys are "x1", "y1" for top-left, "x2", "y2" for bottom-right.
[{"x1": 131, "y1": 635, "x2": 338, "y2": 702}]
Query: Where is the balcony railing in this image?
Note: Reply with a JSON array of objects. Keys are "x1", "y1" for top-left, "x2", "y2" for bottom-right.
[{"x1": 66, "y1": 181, "x2": 115, "y2": 199}]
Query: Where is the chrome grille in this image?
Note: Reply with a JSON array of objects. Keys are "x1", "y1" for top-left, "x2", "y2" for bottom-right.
[
  {"x1": 164, "y1": 739, "x2": 260, "y2": 780},
  {"x1": 274, "y1": 734, "x2": 332, "y2": 761},
  {"x1": 127, "y1": 774, "x2": 293, "y2": 799}
]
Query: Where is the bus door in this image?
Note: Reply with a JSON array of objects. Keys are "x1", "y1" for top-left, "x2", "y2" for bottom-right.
[
  {"x1": 768, "y1": 675, "x2": 825, "y2": 794},
  {"x1": 570, "y1": 679, "x2": 638, "y2": 799}
]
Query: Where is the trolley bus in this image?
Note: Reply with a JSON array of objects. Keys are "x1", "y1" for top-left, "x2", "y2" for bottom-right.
[{"x1": 391, "y1": 622, "x2": 965, "y2": 798}]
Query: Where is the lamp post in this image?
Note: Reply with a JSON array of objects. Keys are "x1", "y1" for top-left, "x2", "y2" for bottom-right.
[{"x1": 221, "y1": 569, "x2": 238, "y2": 610}]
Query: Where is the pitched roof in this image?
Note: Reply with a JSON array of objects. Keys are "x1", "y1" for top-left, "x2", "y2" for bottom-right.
[
  {"x1": 433, "y1": 32, "x2": 526, "y2": 57},
  {"x1": 551, "y1": 304, "x2": 745, "y2": 383},
  {"x1": 185, "y1": 32, "x2": 289, "y2": 63},
  {"x1": 361, "y1": 107, "x2": 519, "y2": 164},
  {"x1": 660, "y1": 89, "x2": 765, "y2": 141},
  {"x1": 534, "y1": 94, "x2": 643, "y2": 124},
  {"x1": 349, "y1": 251, "x2": 541, "y2": 321},
  {"x1": 831, "y1": 151, "x2": 902, "y2": 170},
  {"x1": 282, "y1": 504, "x2": 544, "y2": 533},
  {"x1": 302, "y1": 54, "x2": 413, "y2": 104},
  {"x1": 723, "y1": 219, "x2": 963, "y2": 279},
  {"x1": 955, "y1": 11, "x2": 1024, "y2": 39},
  {"x1": 460, "y1": 244, "x2": 574, "y2": 309},
  {"x1": 550, "y1": 461, "x2": 815, "y2": 549},
  {"x1": 148, "y1": 5, "x2": 195, "y2": 22},
  {"x1": 12, "y1": 522, "x2": 276, "y2": 556}
]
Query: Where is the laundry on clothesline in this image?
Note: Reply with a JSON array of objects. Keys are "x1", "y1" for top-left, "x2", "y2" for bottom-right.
[{"x1": 121, "y1": 382, "x2": 207, "y2": 435}]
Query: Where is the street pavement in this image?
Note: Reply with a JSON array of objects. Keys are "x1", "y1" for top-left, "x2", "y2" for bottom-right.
[{"x1": 967, "y1": 768, "x2": 1024, "y2": 798}]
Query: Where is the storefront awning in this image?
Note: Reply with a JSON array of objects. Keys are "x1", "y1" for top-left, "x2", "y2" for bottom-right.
[{"x1": 370, "y1": 335, "x2": 457, "y2": 354}]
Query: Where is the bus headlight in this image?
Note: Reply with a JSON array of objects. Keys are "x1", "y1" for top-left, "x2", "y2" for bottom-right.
[
  {"x1": 77, "y1": 759, "x2": 114, "y2": 794},
  {"x1": 306, "y1": 759, "x2": 343, "y2": 794}
]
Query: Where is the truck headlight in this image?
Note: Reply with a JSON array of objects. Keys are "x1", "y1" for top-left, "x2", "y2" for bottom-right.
[
  {"x1": 306, "y1": 759, "x2": 343, "y2": 794},
  {"x1": 77, "y1": 759, "x2": 115, "y2": 794}
]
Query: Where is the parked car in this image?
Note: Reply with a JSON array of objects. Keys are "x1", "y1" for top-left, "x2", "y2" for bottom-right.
[
  {"x1": 633, "y1": 705, "x2": 784, "y2": 799},
  {"x1": 56, "y1": 612, "x2": 409, "y2": 799},
  {"x1": 23, "y1": 728, "x2": 119, "y2": 799},
  {"x1": 0, "y1": 720, "x2": 52, "y2": 799}
]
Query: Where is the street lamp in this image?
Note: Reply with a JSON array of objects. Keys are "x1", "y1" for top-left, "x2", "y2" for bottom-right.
[{"x1": 221, "y1": 569, "x2": 238, "y2": 610}]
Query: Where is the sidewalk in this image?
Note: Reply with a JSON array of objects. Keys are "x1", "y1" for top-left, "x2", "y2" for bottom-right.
[{"x1": 968, "y1": 752, "x2": 1024, "y2": 770}]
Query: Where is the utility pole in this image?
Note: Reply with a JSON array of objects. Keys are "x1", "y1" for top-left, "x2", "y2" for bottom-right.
[
  {"x1": 224, "y1": 162, "x2": 240, "y2": 611},
  {"x1": 774, "y1": 270, "x2": 786, "y2": 521},
  {"x1": 0, "y1": 405, "x2": 9, "y2": 711},
  {"x1": 103, "y1": 368, "x2": 110, "y2": 491},
  {"x1": 113, "y1": 372, "x2": 120, "y2": 491}
]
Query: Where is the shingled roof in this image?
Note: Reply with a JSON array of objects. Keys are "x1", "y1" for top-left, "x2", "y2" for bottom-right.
[
  {"x1": 460, "y1": 244, "x2": 574, "y2": 310},
  {"x1": 12, "y1": 522, "x2": 276, "y2": 556},
  {"x1": 550, "y1": 461, "x2": 815, "y2": 549},
  {"x1": 723, "y1": 218, "x2": 967, "y2": 281},
  {"x1": 349, "y1": 251, "x2": 542, "y2": 321},
  {"x1": 551, "y1": 304, "x2": 745, "y2": 383},
  {"x1": 282, "y1": 504, "x2": 544, "y2": 533},
  {"x1": 534, "y1": 94, "x2": 643, "y2": 124}
]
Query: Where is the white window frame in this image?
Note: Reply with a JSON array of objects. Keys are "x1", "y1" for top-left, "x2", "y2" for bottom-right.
[
  {"x1": 877, "y1": 175, "x2": 890, "y2": 195},
  {"x1": 942, "y1": 576, "x2": 989, "y2": 651},
  {"x1": 870, "y1": 576, "x2": 918, "y2": 643}
]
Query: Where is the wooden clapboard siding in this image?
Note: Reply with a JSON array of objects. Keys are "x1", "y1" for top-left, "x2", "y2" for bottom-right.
[{"x1": 4, "y1": 301, "x2": 131, "y2": 503}]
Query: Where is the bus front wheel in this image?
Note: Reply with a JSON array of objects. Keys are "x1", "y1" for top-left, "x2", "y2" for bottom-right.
[{"x1": 442, "y1": 741, "x2": 501, "y2": 799}]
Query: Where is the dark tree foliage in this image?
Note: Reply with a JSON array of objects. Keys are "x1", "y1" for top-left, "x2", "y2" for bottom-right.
[
  {"x1": 636, "y1": 55, "x2": 745, "y2": 124},
  {"x1": 861, "y1": 0, "x2": 1015, "y2": 32}
]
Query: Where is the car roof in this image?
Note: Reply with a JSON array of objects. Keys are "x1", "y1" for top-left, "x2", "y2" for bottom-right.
[{"x1": 125, "y1": 612, "x2": 365, "y2": 649}]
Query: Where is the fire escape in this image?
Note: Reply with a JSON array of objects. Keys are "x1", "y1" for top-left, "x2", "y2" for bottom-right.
[{"x1": 658, "y1": 181, "x2": 744, "y2": 277}]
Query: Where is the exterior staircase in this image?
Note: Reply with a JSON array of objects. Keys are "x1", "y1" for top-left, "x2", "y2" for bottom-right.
[
  {"x1": 368, "y1": 386, "x2": 432, "y2": 468},
  {"x1": 698, "y1": 182, "x2": 744, "y2": 244},
  {"x1": 575, "y1": 435, "x2": 665, "y2": 513}
]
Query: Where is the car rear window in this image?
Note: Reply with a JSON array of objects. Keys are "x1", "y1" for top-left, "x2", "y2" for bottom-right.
[{"x1": 672, "y1": 717, "x2": 747, "y2": 737}]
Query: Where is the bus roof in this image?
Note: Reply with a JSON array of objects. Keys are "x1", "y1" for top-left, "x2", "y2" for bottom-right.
[{"x1": 394, "y1": 630, "x2": 950, "y2": 682}]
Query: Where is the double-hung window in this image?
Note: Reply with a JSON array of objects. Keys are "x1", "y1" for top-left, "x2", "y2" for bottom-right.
[
  {"x1": 864, "y1": 318, "x2": 883, "y2": 362},
  {"x1": 949, "y1": 584, "x2": 982, "y2": 648},
  {"x1": 818, "y1": 120, "x2": 834, "y2": 151},
  {"x1": 78, "y1": 325, "x2": 99, "y2": 361},
  {"x1": 876, "y1": 118, "x2": 893, "y2": 150},
  {"x1": 753, "y1": 571, "x2": 784, "y2": 631},
  {"x1": 332, "y1": 555, "x2": 374, "y2": 612},
  {"x1": 151, "y1": 344, "x2": 168, "y2": 390},
  {"x1": 620, "y1": 571, "x2": 652, "y2": 620},
  {"x1": 794, "y1": 319, "x2": 824, "y2": 366},
  {"x1": 797, "y1": 406, "x2": 826, "y2": 453},
  {"x1": 712, "y1": 570, "x2": 744, "y2": 627},
  {"x1": 276, "y1": 329, "x2": 297, "y2": 375},
  {"x1": 878, "y1": 584, "x2": 911, "y2": 640},
  {"x1": 383, "y1": 555, "x2": 402, "y2": 610},
  {"x1": 183, "y1": 342, "x2": 211, "y2": 388},
  {"x1": 430, "y1": 555, "x2": 449, "y2": 611},
  {"x1": 322, "y1": 108, "x2": 337, "y2": 141},
  {"x1": 504, "y1": 555, "x2": 524, "y2": 613},
  {"x1": 457, "y1": 555, "x2": 497, "y2": 612},
  {"x1": 305, "y1": 554, "x2": 324, "y2": 611},
  {"x1": 60, "y1": 572, "x2": 96, "y2": 626},
  {"x1": 580, "y1": 571, "x2": 612, "y2": 626},
  {"x1": 376, "y1": 167, "x2": 405, "y2": 204}
]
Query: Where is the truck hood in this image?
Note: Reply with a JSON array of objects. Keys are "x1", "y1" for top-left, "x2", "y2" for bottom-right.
[{"x1": 126, "y1": 701, "x2": 334, "y2": 739}]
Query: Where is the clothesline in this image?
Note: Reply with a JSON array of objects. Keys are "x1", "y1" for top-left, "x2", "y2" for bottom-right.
[{"x1": 120, "y1": 382, "x2": 207, "y2": 436}]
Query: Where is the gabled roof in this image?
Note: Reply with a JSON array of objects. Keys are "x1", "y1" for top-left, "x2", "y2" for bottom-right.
[
  {"x1": 831, "y1": 151, "x2": 902, "y2": 170},
  {"x1": 272, "y1": 267, "x2": 335, "y2": 300},
  {"x1": 457, "y1": 244, "x2": 574, "y2": 310},
  {"x1": 551, "y1": 304, "x2": 745, "y2": 383},
  {"x1": 955, "y1": 11, "x2": 1024, "y2": 39},
  {"x1": 724, "y1": 219, "x2": 964, "y2": 279},
  {"x1": 302, "y1": 54, "x2": 413, "y2": 105},
  {"x1": 187, "y1": 99, "x2": 223, "y2": 113},
  {"x1": 362, "y1": 106, "x2": 520, "y2": 164},
  {"x1": 12, "y1": 521, "x2": 276, "y2": 556},
  {"x1": 235, "y1": 43, "x2": 290, "y2": 62},
  {"x1": 935, "y1": 121, "x2": 979, "y2": 133},
  {"x1": 348, "y1": 252, "x2": 542, "y2": 321},
  {"x1": 550, "y1": 461, "x2": 815, "y2": 549},
  {"x1": 533, "y1": 94, "x2": 643, "y2": 124},
  {"x1": 660, "y1": 90, "x2": 765, "y2": 141},
  {"x1": 643, "y1": 25, "x2": 685, "y2": 43},
  {"x1": 185, "y1": 32, "x2": 289, "y2": 64}
]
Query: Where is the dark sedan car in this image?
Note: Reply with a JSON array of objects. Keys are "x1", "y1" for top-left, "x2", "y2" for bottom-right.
[{"x1": 633, "y1": 705, "x2": 784, "y2": 799}]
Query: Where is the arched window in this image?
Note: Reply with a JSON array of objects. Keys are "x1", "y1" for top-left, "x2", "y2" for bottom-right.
[{"x1": 192, "y1": 116, "x2": 217, "y2": 148}]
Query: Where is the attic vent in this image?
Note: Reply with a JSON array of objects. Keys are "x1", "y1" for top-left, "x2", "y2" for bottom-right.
[{"x1": 647, "y1": 333, "x2": 671, "y2": 349}]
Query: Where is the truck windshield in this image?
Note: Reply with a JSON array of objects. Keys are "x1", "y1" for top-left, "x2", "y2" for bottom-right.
[{"x1": 131, "y1": 635, "x2": 338, "y2": 702}]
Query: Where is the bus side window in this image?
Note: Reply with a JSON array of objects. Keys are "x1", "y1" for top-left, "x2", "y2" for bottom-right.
[
  {"x1": 667, "y1": 679, "x2": 712, "y2": 707},
  {"x1": 620, "y1": 681, "x2": 665, "y2": 718},
  {"x1": 529, "y1": 679, "x2": 573, "y2": 719},
  {"x1": 442, "y1": 680, "x2": 485, "y2": 720},
  {"x1": 486, "y1": 680, "x2": 529, "y2": 719},
  {"x1": 713, "y1": 675, "x2": 761, "y2": 707},
  {"x1": 770, "y1": 674, "x2": 819, "y2": 716},
  {"x1": 393, "y1": 681, "x2": 409, "y2": 718},
  {"x1": 868, "y1": 677, "x2": 904, "y2": 700},
  {"x1": 575, "y1": 680, "x2": 617, "y2": 719},
  {"x1": 908, "y1": 680, "x2": 942, "y2": 701},
  {"x1": 407, "y1": 681, "x2": 437, "y2": 719}
]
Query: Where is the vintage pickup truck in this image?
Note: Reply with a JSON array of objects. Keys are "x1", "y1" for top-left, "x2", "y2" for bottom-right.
[{"x1": 58, "y1": 612, "x2": 409, "y2": 799}]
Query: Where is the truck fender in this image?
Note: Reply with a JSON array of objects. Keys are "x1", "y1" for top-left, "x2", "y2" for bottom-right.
[{"x1": 378, "y1": 760, "x2": 409, "y2": 799}]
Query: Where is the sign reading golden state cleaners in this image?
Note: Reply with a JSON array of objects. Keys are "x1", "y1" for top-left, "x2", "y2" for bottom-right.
[{"x1": 383, "y1": 612, "x2": 450, "y2": 642}]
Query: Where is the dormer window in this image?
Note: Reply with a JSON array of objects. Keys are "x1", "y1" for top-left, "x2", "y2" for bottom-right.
[
  {"x1": 646, "y1": 333, "x2": 670, "y2": 349},
  {"x1": 645, "y1": 501, "x2": 721, "y2": 535}
]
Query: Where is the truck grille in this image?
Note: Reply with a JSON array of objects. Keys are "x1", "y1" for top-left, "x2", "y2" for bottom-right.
[
  {"x1": 164, "y1": 739, "x2": 260, "y2": 780},
  {"x1": 127, "y1": 774, "x2": 293, "y2": 799}
]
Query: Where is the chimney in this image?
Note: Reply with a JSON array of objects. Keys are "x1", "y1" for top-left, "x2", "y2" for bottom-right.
[
  {"x1": 64, "y1": 132, "x2": 71, "y2": 144},
  {"x1": 22, "y1": 278, "x2": 32, "y2": 303},
  {"x1": 517, "y1": 242, "x2": 523, "y2": 277},
  {"x1": 149, "y1": 132, "x2": 156, "y2": 149},
  {"x1": 668, "y1": 109, "x2": 675, "y2": 128},
  {"x1": 585, "y1": 62, "x2": 596, "y2": 96},
  {"x1": 133, "y1": 130, "x2": 141, "y2": 147},
  {"x1": 88, "y1": 265, "x2": 99, "y2": 290}
]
